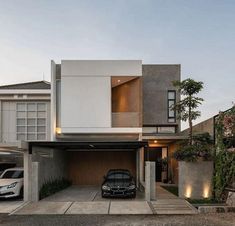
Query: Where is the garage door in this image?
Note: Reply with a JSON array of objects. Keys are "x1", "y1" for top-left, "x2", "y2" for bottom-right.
[{"x1": 68, "y1": 151, "x2": 136, "y2": 185}]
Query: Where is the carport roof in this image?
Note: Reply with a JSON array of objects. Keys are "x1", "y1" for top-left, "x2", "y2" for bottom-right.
[{"x1": 28, "y1": 141, "x2": 148, "y2": 153}]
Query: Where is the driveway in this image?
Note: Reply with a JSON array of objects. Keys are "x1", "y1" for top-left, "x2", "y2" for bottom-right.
[
  {"x1": 42, "y1": 185, "x2": 145, "y2": 202},
  {"x1": 0, "y1": 200, "x2": 25, "y2": 213},
  {"x1": 12, "y1": 185, "x2": 197, "y2": 215}
]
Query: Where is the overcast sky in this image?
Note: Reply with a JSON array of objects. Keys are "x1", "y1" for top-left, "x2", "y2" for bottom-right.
[{"x1": 0, "y1": 0, "x2": 234, "y2": 129}]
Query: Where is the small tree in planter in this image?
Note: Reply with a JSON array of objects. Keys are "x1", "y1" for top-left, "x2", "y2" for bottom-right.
[{"x1": 172, "y1": 78, "x2": 214, "y2": 199}]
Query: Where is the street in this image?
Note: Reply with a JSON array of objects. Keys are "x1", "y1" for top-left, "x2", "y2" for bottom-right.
[{"x1": 0, "y1": 213, "x2": 234, "y2": 226}]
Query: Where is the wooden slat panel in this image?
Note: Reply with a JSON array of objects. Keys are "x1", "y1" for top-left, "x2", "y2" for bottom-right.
[{"x1": 68, "y1": 151, "x2": 136, "y2": 185}]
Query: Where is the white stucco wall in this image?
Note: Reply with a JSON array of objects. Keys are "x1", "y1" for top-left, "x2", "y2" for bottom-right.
[
  {"x1": 60, "y1": 60, "x2": 142, "y2": 134},
  {"x1": 61, "y1": 60, "x2": 142, "y2": 76},
  {"x1": 61, "y1": 76, "x2": 111, "y2": 130}
]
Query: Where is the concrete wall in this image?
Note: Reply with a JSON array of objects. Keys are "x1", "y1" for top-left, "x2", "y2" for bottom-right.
[
  {"x1": 31, "y1": 147, "x2": 68, "y2": 201},
  {"x1": 180, "y1": 117, "x2": 214, "y2": 138},
  {"x1": 179, "y1": 161, "x2": 214, "y2": 199},
  {"x1": 142, "y1": 65, "x2": 181, "y2": 129}
]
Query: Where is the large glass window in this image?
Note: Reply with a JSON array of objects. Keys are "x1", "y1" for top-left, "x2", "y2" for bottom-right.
[
  {"x1": 16, "y1": 102, "x2": 47, "y2": 141},
  {"x1": 168, "y1": 91, "x2": 176, "y2": 122}
]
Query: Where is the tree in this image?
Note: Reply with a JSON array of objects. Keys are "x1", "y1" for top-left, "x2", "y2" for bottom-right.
[{"x1": 172, "y1": 78, "x2": 204, "y2": 145}]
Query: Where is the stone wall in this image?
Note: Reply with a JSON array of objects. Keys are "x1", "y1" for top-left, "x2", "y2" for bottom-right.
[{"x1": 179, "y1": 161, "x2": 214, "y2": 199}]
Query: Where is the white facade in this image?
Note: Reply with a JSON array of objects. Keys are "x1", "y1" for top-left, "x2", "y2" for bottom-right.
[{"x1": 52, "y1": 60, "x2": 142, "y2": 136}]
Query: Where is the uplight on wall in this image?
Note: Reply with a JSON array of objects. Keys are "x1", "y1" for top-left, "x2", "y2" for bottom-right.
[
  {"x1": 56, "y1": 127, "x2": 61, "y2": 134},
  {"x1": 185, "y1": 185, "x2": 192, "y2": 198},
  {"x1": 203, "y1": 185, "x2": 210, "y2": 198}
]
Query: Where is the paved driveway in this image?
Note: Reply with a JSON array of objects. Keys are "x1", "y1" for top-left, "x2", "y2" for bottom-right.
[
  {"x1": 7, "y1": 185, "x2": 197, "y2": 215},
  {"x1": 0, "y1": 200, "x2": 25, "y2": 213},
  {"x1": 42, "y1": 185, "x2": 145, "y2": 202}
]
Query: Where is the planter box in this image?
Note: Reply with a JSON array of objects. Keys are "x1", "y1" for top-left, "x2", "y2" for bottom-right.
[{"x1": 179, "y1": 161, "x2": 214, "y2": 199}]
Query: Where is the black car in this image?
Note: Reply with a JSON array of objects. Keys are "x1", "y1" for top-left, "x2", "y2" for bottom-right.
[{"x1": 101, "y1": 169, "x2": 136, "y2": 198}]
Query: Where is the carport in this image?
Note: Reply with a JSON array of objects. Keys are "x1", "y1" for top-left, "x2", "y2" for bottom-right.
[{"x1": 25, "y1": 141, "x2": 148, "y2": 201}]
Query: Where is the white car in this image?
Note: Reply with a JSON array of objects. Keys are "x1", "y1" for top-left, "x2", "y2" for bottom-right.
[{"x1": 0, "y1": 168, "x2": 24, "y2": 198}]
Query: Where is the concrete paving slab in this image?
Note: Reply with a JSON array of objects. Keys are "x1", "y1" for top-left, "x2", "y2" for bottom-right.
[
  {"x1": 151, "y1": 199, "x2": 198, "y2": 215},
  {"x1": 66, "y1": 201, "x2": 110, "y2": 214},
  {"x1": 42, "y1": 186, "x2": 98, "y2": 202},
  {"x1": 0, "y1": 201, "x2": 25, "y2": 213},
  {"x1": 109, "y1": 201, "x2": 153, "y2": 215},
  {"x1": 13, "y1": 201, "x2": 72, "y2": 215},
  {"x1": 94, "y1": 190, "x2": 145, "y2": 202}
]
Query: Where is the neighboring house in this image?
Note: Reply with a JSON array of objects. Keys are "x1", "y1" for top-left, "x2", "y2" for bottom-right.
[
  {"x1": 0, "y1": 60, "x2": 185, "y2": 201},
  {"x1": 0, "y1": 81, "x2": 51, "y2": 166}
]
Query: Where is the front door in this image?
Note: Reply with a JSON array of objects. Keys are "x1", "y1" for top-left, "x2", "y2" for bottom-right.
[{"x1": 144, "y1": 147, "x2": 162, "y2": 182}]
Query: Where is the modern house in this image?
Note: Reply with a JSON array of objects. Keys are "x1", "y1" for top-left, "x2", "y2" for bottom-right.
[{"x1": 0, "y1": 60, "x2": 184, "y2": 201}]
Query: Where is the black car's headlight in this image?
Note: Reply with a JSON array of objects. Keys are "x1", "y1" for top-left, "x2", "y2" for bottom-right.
[
  {"x1": 7, "y1": 182, "x2": 18, "y2": 189},
  {"x1": 102, "y1": 185, "x2": 111, "y2": 191},
  {"x1": 128, "y1": 184, "x2": 136, "y2": 190}
]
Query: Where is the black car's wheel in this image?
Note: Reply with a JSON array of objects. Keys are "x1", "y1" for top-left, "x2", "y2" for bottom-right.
[{"x1": 101, "y1": 191, "x2": 105, "y2": 198}]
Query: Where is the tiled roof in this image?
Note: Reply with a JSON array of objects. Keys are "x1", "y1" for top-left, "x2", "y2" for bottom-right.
[{"x1": 0, "y1": 81, "x2": 51, "y2": 90}]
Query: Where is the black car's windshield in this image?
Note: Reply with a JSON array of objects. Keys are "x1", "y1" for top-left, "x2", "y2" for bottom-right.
[
  {"x1": 1, "y1": 170, "x2": 23, "y2": 179},
  {"x1": 106, "y1": 172, "x2": 131, "y2": 180}
]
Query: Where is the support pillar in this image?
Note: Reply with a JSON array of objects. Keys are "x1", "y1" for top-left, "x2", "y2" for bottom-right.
[
  {"x1": 31, "y1": 162, "x2": 39, "y2": 202},
  {"x1": 145, "y1": 161, "x2": 156, "y2": 201}
]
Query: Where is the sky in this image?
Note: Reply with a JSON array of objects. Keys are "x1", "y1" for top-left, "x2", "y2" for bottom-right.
[{"x1": 0, "y1": 0, "x2": 235, "y2": 129}]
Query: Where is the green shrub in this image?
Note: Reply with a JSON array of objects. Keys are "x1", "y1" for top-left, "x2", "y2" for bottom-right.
[
  {"x1": 173, "y1": 145, "x2": 198, "y2": 162},
  {"x1": 173, "y1": 133, "x2": 214, "y2": 162},
  {"x1": 39, "y1": 178, "x2": 71, "y2": 200}
]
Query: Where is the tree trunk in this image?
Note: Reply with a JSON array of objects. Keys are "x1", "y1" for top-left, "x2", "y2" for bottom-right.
[{"x1": 188, "y1": 100, "x2": 193, "y2": 145}]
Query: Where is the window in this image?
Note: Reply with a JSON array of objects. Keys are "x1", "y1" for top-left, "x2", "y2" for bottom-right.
[
  {"x1": 143, "y1": 126, "x2": 176, "y2": 134},
  {"x1": 158, "y1": 126, "x2": 176, "y2": 133},
  {"x1": 16, "y1": 102, "x2": 47, "y2": 141},
  {"x1": 168, "y1": 91, "x2": 176, "y2": 122}
]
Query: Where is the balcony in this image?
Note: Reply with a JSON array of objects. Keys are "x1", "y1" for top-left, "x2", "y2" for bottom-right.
[{"x1": 112, "y1": 112, "x2": 141, "y2": 127}]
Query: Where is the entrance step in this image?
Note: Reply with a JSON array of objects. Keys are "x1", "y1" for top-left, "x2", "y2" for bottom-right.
[{"x1": 151, "y1": 199, "x2": 198, "y2": 214}]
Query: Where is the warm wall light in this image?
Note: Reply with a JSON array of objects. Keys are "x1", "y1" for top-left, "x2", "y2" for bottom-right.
[
  {"x1": 117, "y1": 79, "x2": 121, "y2": 83},
  {"x1": 56, "y1": 127, "x2": 61, "y2": 134},
  {"x1": 185, "y1": 185, "x2": 192, "y2": 198},
  {"x1": 154, "y1": 140, "x2": 158, "y2": 143},
  {"x1": 203, "y1": 185, "x2": 210, "y2": 198}
]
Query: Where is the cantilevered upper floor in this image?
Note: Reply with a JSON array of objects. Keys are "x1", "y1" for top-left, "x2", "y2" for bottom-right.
[{"x1": 51, "y1": 60, "x2": 143, "y2": 140}]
